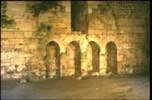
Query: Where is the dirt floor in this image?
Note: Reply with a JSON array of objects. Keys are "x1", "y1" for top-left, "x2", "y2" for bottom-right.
[{"x1": 1, "y1": 75, "x2": 150, "y2": 100}]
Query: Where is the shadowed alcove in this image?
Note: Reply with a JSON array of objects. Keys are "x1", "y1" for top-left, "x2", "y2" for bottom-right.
[
  {"x1": 106, "y1": 42, "x2": 117, "y2": 74},
  {"x1": 46, "y1": 41, "x2": 60, "y2": 78},
  {"x1": 66, "y1": 41, "x2": 81, "y2": 77}
]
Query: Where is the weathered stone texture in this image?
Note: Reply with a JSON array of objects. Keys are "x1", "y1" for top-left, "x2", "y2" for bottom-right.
[{"x1": 1, "y1": 1, "x2": 149, "y2": 81}]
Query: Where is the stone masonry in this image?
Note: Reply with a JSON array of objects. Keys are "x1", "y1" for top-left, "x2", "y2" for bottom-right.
[{"x1": 1, "y1": 1, "x2": 150, "y2": 81}]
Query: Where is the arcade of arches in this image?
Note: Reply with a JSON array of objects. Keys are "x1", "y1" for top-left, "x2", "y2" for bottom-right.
[
  {"x1": 1, "y1": 1, "x2": 149, "y2": 81},
  {"x1": 46, "y1": 41, "x2": 117, "y2": 78}
]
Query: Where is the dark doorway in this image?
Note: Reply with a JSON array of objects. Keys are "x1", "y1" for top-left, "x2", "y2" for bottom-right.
[
  {"x1": 46, "y1": 41, "x2": 60, "y2": 78},
  {"x1": 106, "y1": 42, "x2": 117, "y2": 74},
  {"x1": 71, "y1": 1, "x2": 88, "y2": 33},
  {"x1": 67, "y1": 41, "x2": 81, "y2": 77},
  {"x1": 88, "y1": 41, "x2": 100, "y2": 72}
]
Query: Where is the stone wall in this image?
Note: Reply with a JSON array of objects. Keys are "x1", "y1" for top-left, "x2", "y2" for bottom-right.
[
  {"x1": 1, "y1": 1, "x2": 150, "y2": 81},
  {"x1": 87, "y1": 1, "x2": 150, "y2": 74},
  {"x1": 1, "y1": 1, "x2": 71, "y2": 81}
]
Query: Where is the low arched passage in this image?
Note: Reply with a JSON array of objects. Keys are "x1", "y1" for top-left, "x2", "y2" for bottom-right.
[
  {"x1": 106, "y1": 41, "x2": 117, "y2": 74},
  {"x1": 66, "y1": 41, "x2": 81, "y2": 77},
  {"x1": 45, "y1": 41, "x2": 60, "y2": 78},
  {"x1": 86, "y1": 41, "x2": 100, "y2": 73}
]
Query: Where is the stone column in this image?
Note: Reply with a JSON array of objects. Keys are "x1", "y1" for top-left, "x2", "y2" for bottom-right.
[
  {"x1": 99, "y1": 50, "x2": 107, "y2": 76},
  {"x1": 80, "y1": 52, "x2": 88, "y2": 76}
]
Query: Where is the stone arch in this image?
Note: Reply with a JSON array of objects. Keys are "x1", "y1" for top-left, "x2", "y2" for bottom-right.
[
  {"x1": 106, "y1": 41, "x2": 117, "y2": 74},
  {"x1": 66, "y1": 41, "x2": 81, "y2": 77},
  {"x1": 87, "y1": 41, "x2": 100, "y2": 73},
  {"x1": 46, "y1": 41, "x2": 60, "y2": 78}
]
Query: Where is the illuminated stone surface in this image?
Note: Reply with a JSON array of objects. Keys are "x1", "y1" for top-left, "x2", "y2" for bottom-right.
[{"x1": 1, "y1": 1, "x2": 150, "y2": 81}]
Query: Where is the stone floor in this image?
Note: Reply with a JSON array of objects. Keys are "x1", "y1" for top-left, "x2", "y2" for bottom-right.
[{"x1": 1, "y1": 75, "x2": 150, "y2": 100}]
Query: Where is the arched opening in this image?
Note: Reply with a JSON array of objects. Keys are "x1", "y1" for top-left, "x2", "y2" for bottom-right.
[
  {"x1": 66, "y1": 41, "x2": 81, "y2": 77},
  {"x1": 87, "y1": 41, "x2": 100, "y2": 73},
  {"x1": 46, "y1": 41, "x2": 60, "y2": 78},
  {"x1": 106, "y1": 42, "x2": 117, "y2": 74}
]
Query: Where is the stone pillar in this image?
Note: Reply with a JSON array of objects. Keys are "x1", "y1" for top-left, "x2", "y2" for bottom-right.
[
  {"x1": 99, "y1": 50, "x2": 107, "y2": 76},
  {"x1": 80, "y1": 52, "x2": 88, "y2": 76}
]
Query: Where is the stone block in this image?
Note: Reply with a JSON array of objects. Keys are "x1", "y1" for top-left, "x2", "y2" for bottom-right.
[
  {"x1": 20, "y1": 79, "x2": 27, "y2": 83},
  {"x1": 17, "y1": 65, "x2": 25, "y2": 72},
  {"x1": 1, "y1": 39, "x2": 10, "y2": 45},
  {"x1": 11, "y1": 73, "x2": 22, "y2": 79},
  {"x1": 1, "y1": 67, "x2": 6, "y2": 75},
  {"x1": 14, "y1": 32, "x2": 24, "y2": 38},
  {"x1": 1, "y1": 32, "x2": 15, "y2": 38},
  {"x1": 24, "y1": 32, "x2": 33, "y2": 38},
  {"x1": 7, "y1": 65, "x2": 16, "y2": 73},
  {"x1": 2, "y1": 74, "x2": 11, "y2": 79}
]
